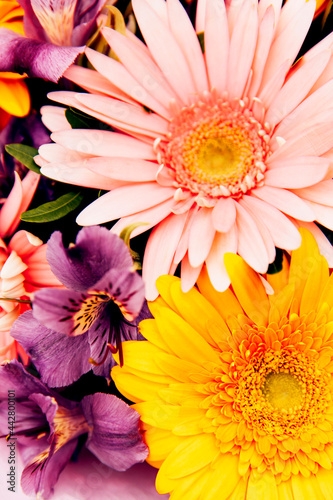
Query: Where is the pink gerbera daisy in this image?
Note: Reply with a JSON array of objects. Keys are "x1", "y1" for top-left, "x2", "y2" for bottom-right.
[{"x1": 37, "y1": 0, "x2": 333, "y2": 299}]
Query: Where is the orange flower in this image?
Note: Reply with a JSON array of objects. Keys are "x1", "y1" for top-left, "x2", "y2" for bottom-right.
[{"x1": 0, "y1": 0, "x2": 30, "y2": 127}]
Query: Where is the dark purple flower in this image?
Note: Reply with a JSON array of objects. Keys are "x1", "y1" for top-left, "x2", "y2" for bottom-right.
[
  {"x1": 0, "y1": 361, "x2": 148, "y2": 499},
  {"x1": 0, "y1": 0, "x2": 108, "y2": 82},
  {"x1": 11, "y1": 226, "x2": 147, "y2": 385}
]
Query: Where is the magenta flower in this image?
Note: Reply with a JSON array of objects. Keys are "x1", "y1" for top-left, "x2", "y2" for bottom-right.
[
  {"x1": 0, "y1": 0, "x2": 109, "y2": 82},
  {"x1": 11, "y1": 226, "x2": 146, "y2": 385},
  {"x1": 37, "y1": 0, "x2": 333, "y2": 299},
  {"x1": 0, "y1": 361, "x2": 148, "y2": 499}
]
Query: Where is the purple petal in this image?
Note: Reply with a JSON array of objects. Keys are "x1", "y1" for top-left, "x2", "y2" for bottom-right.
[
  {"x1": 17, "y1": 0, "x2": 48, "y2": 41},
  {"x1": 0, "y1": 28, "x2": 84, "y2": 83},
  {"x1": 81, "y1": 393, "x2": 148, "y2": 471},
  {"x1": 21, "y1": 438, "x2": 78, "y2": 499},
  {"x1": 33, "y1": 287, "x2": 109, "y2": 336},
  {"x1": 11, "y1": 311, "x2": 92, "y2": 387},
  {"x1": 72, "y1": 0, "x2": 107, "y2": 45},
  {"x1": 46, "y1": 227, "x2": 133, "y2": 291},
  {"x1": 94, "y1": 268, "x2": 145, "y2": 321},
  {"x1": 0, "y1": 359, "x2": 48, "y2": 400}
]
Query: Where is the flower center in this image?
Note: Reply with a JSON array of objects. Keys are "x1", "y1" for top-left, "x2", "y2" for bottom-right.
[
  {"x1": 235, "y1": 349, "x2": 329, "y2": 437},
  {"x1": 157, "y1": 96, "x2": 270, "y2": 199},
  {"x1": 261, "y1": 372, "x2": 303, "y2": 411}
]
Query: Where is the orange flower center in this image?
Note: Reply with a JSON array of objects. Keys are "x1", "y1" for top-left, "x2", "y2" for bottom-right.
[
  {"x1": 235, "y1": 349, "x2": 329, "y2": 437},
  {"x1": 157, "y1": 96, "x2": 271, "y2": 198}
]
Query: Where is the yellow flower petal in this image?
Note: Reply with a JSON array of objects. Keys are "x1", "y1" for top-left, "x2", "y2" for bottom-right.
[
  {"x1": 169, "y1": 279, "x2": 229, "y2": 347},
  {"x1": 144, "y1": 426, "x2": 184, "y2": 462},
  {"x1": 202, "y1": 454, "x2": 242, "y2": 500},
  {"x1": 154, "y1": 306, "x2": 221, "y2": 365},
  {"x1": 197, "y1": 264, "x2": 243, "y2": 319},
  {"x1": 224, "y1": 253, "x2": 270, "y2": 326},
  {"x1": 247, "y1": 470, "x2": 278, "y2": 500},
  {"x1": 291, "y1": 473, "x2": 325, "y2": 500},
  {"x1": 156, "y1": 433, "x2": 219, "y2": 483},
  {"x1": 0, "y1": 77, "x2": 30, "y2": 116}
]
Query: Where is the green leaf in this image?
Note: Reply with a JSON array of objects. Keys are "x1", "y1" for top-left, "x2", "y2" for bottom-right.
[
  {"x1": 267, "y1": 248, "x2": 284, "y2": 275},
  {"x1": 5, "y1": 144, "x2": 40, "y2": 173},
  {"x1": 20, "y1": 192, "x2": 84, "y2": 223},
  {"x1": 65, "y1": 107, "x2": 114, "y2": 131},
  {"x1": 197, "y1": 32, "x2": 205, "y2": 53}
]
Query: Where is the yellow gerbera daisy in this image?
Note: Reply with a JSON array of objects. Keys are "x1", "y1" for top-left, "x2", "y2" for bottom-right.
[
  {"x1": 0, "y1": 0, "x2": 30, "y2": 124},
  {"x1": 112, "y1": 228, "x2": 333, "y2": 499}
]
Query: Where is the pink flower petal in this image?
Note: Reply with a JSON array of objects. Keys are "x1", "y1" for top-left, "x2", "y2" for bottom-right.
[
  {"x1": 76, "y1": 183, "x2": 175, "y2": 226},
  {"x1": 111, "y1": 198, "x2": 175, "y2": 238},
  {"x1": 269, "y1": 121, "x2": 333, "y2": 163},
  {"x1": 180, "y1": 253, "x2": 202, "y2": 293},
  {"x1": 38, "y1": 143, "x2": 93, "y2": 163},
  {"x1": 248, "y1": 5, "x2": 275, "y2": 99},
  {"x1": 188, "y1": 207, "x2": 216, "y2": 268},
  {"x1": 76, "y1": 93, "x2": 168, "y2": 136},
  {"x1": 8, "y1": 230, "x2": 42, "y2": 258},
  {"x1": 41, "y1": 163, "x2": 129, "y2": 190},
  {"x1": 132, "y1": 0, "x2": 197, "y2": 104},
  {"x1": 167, "y1": 0, "x2": 208, "y2": 93},
  {"x1": 235, "y1": 202, "x2": 270, "y2": 273},
  {"x1": 253, "y1": 185, "x2": 315, "y2": 221},
  {"x1": 142, "y1": 213, "x2": 188, "y2": 300},
  {"x1": 64, "y1": 65, "x2": 138, "y2": 105},
  {"x1": 204, "y1": 0, "x2": 229, "y2": 93},
  {"x1": 240, "y1": 195, "x2": 302, "y2": 250},
  {"x1": 50, "y1": 129, "x2": 155, "y2": 159},
  {"x1": 272, "y1": 87, "x2": 333, "y2": 148},
  {"x1": 0, "y1": 171, "x2": 39, "y2": 239},
  {"x1": 265, "y1": 156, "x2": 329, "y2": 188},
  {"x1": 101, "y1": 27, "x2": 175, "y2": 116},
  {"x1": 206, "y1": 226, "x2": 238, "y2": 292},
  {"x1": 292, "y1": 180, "x2": 333, "y2": 207},
  {"x1": 212, "y1": 197, "x2": 236, "y2": 233},
  {"x1": 85, "y1": 48, "x2": 169, "y2": 117},
  {"x1": 227, "y1": 0, "x2": 258, "y2": 99},
  {"x1": 260, "y1": 0, "x2": 315, "y2": 89},
  {"x1": 265, "y1": 50, "x2": 331, "y2": 126},
  {"x1": 238, "y1": 199, "x2": 276, "y2": 263},
  {"x1": 173, "y1": 206, "x2": 199, "y2": 265},
  {"x1": 0, "y1": 251, "x2": 27, "y2": 279},
  {"x1": 305, "y1": 200, "x2": 333, "y2": 231},
  {"x1": 40, "y1": 105, "x2": 71, "y2": 132},
  {"x1": 85, "y1": 158, "x2": 159, "y2": 182}
]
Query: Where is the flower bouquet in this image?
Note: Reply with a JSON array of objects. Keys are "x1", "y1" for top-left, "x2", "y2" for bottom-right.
[{"x1": 0, "y1": 0, "x2": 333, "y2": 498}]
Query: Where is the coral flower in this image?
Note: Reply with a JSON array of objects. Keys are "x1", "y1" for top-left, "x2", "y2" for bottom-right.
[
  {"x1": 37, "y1": 0, "x2": 333, "y2": 299},
  {"x1": 0, "y1": 0, "x2": 30, "y2": 127},
  {"x1": 0, "y1": 171, "x2": 61, "y2": 361},
  {"x1": 112, "y1": 228, "x2": 333, "y2": 499}
]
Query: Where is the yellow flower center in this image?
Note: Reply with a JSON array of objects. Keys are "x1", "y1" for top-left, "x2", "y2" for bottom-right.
[
  {"x1": 262, "y1": 371, "x2": 303, "y2": 411},
  {"x1": 235, "y1": 348, "x2": 329, "y2": 437},
  {"x1": 156, "y1": 96, "x2": 271, "y2": 198}
]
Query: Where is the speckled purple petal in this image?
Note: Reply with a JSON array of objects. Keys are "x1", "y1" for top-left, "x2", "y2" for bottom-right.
[
  {"x1": 21, "y1": 438, "x2": 78, "y2": 499},
  {"x1": 11, "y1": 311, "x2": 92, "y2": 387},
  {"x1": 32, "y1": 287, "x2": 109, "y2": 336},
  {"x1": 46, "y1": 227, "x2": 133, "y2": 291},
  {"x1": 81, "y1": 393, "x2": 148, "y2": 471},
  {"x1": 0, "y1": 28, "x2": 84, "y2": 82}
]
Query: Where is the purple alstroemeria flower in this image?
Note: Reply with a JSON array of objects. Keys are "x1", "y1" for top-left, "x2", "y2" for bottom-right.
[
  {"x1": 0, "y1": 0, "x2": 109, "y2": 82},
  {"x1": 11, "y1": 226, "x2": 147, "y2": 386},
  {"x1": 0, "y1": 361, "x2": 148, "y2": 499}
]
